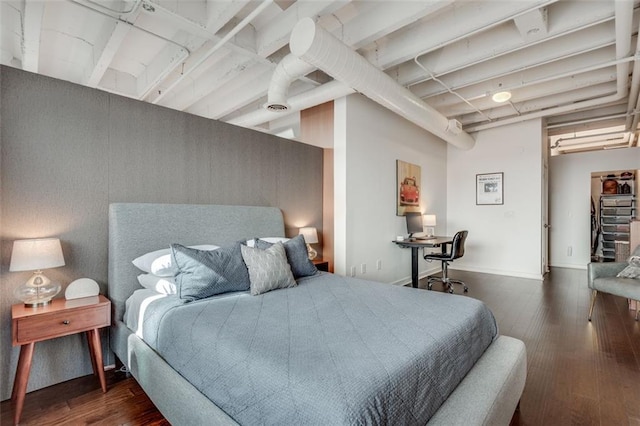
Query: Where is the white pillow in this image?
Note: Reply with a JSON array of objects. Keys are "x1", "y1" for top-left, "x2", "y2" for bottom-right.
[
  {"x1": 132, "y1": 244, "x2": 219, "y2": 276},
  {"x1": 245, "y1": 237, "x2": 289, "y2": 248},
  {"x1": 137, "y1": 274, "x2": 177, "y2": 295}
]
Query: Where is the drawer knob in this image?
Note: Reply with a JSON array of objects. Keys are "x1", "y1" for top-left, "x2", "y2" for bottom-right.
[{"x1": 62, "y1": 320, "x2": 70, "y2": 325}]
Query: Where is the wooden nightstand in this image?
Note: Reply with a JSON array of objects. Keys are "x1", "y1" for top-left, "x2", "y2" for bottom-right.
[
  {"x1": 11, "y1": 295, "x2": 111, "y2": 425},
  {"x1": 313, "y1": 258, "x2": 329, "y2": 272}
]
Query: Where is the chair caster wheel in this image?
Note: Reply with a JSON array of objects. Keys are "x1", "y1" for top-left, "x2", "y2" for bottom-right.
[
  {"x1": 427, "y1": 285, "x2": 433, "y2": 290},
  {"x1": 463, "y1": 287, "x2": 468, "y2": 293},
  {"x1": 448, "y1": 288, "x2": 454, "y2": 294}
]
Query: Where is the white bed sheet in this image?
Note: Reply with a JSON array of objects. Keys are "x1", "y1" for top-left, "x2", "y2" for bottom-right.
[{"x1": 124, "y1": 289, "x2": 169, "y2": 338}]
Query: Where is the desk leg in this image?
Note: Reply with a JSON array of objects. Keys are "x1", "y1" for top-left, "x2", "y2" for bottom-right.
[
  {"x1": 87, "y1": 329, "x2": 107, "y2": 393},
  {"x1": 11, "y1": 342, "x2": 35, "y2": 425},
  {"x1": 411, "y1": 247, "x2": 419, "y2": 288}
]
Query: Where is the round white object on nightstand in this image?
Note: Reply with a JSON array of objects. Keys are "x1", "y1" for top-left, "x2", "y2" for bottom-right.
[{"x1": 65, "y1": 278, "x2": 100, "y2": 300}]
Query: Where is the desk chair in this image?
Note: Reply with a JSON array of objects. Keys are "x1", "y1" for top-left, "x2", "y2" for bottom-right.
[{"x1": 424, "y1": 230, "x2": 468, "y2": 294}]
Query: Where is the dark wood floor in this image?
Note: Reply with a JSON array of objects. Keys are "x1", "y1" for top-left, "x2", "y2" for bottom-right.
[{"x1": 2, "y1": 267, "x2": 639, "y2": 425}]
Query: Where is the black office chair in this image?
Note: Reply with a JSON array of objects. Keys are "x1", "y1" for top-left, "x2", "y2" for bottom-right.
[{"x1": 424, "y1": 230, "x2": 468, "y2": 294}]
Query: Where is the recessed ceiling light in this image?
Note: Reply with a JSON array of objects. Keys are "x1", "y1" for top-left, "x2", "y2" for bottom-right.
[{"x1": 492, "y1": 91, "x2": 512, "y2": 103}]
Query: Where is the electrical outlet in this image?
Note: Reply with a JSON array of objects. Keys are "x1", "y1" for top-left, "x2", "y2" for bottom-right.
[
  {"x1": 361, "y1": 263, "x2": 366, "y2": 274},
  {"x1": 376, "y1": 259, "x2": 382, "y2": 270},
  {"x1": 350, "y1": 266, "x2": 356, "y2": 277},
  {"x1": 567, "y1": 246, "x2": 572, "y2": 256}
]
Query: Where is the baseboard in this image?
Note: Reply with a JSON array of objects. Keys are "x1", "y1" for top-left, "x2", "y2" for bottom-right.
[
  {"x1": 392, "y1": 266, "x2": 441, "y2": 286},
  {"x1": 449, "y1": 265, "x2": 544, "y2": 280},
  {"x1": 548, "y1": 263, "x2": 587, "y2": 270}
]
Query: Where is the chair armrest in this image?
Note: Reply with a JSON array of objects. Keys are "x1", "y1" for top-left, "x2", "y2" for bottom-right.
[{"x1": 587, "y1": 262, "x2": 628, "y2": 288}]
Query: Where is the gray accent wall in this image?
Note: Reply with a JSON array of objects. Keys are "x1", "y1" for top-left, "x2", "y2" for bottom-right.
[{"x1": 0, "y1": 66, "x2": 323, "y2": 400}]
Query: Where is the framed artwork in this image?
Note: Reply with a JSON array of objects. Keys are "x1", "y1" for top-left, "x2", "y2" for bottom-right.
[
  {"x1": 476, "y1": 172, "x2": 504, "y2": 205},
  {"x1": 396, "y1": 160, "x2": 422, "y2": 215}
]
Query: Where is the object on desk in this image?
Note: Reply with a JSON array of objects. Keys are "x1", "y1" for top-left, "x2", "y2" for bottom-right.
[
  {"x1": 405, "y1": 212, "x2": 423, "y2": 238},
  {"x1": 396, "y1": 236, "x2": 405, "y2": 241},
  {"x1": 423, "y1": 214, "x2": 436, "y2": 237},
  {"x1": 65, "y1": 278, "x2": 100, "y2": 300},
  {"x1": 9, "y1": 238, "x2": 65, "y2": 307},
  {"x1": 299, "y1": 226, "x2": 319, "y2": 260}
]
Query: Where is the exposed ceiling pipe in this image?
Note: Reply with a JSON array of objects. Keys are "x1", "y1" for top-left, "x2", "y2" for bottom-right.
[
  {"x1": 264, "y1": 54, "x2": 316, "y2": 111},
  {"x1": 412, "y1": 58, "x2": 492, "y2": 123},
  {"x1": 288, "y1": 17, "x2": 476, "y2": 150},
  {"x1": 553, "y1": 130, "x2": 628, "y2": 147},
  {"x1": 547, "y1": 113, "x2": 630, "y2": 129},
  {"x1": 152, "y1": 0, "x2": 273, "y2": 105},
  {"x1": 465, "y1": 0, "x2": 635, "y2": 133},
  {"x1": 229, "y1": 80, "x2": 355, "y2": 127}
]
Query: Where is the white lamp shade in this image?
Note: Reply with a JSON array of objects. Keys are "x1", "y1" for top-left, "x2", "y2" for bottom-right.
[
  {"x1": 423, "y1": 215, "x2": 437, "y2": 227},
  {"x1": 10, "y1": 238, "x2": 65, "y2": 272},
  {"x1": 298, "y1": 227, "x2": 319, "y2": 244}
]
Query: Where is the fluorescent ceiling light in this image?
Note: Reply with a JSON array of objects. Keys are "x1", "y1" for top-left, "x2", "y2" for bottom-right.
[{"x1": 491, "y1": 91, "x2": 512, "y2": 103}]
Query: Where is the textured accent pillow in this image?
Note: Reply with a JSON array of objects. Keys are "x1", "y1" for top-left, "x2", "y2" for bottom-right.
[
  {"x1": 132, "y1": 244, "x2": 219, "y2": 276},
  {"x1": 171, "y1": 243, "x2": 250, "y2": 301},
  {"x1": 617, "y1": 255, "x2": 640, "y2": 279},
  {"x1": 137, "y1": 274, "x2": 177, "y2": 294},
  {"x1": 241, "y1": 242, "x2": 296, "y2": 296},
  {"x1": 617, "y1": 265, "x2": 640, "y2": 279},
  {"x1": 255, "y1": 234, "x2": 317, "y2": 278},
  {"x1": 245, "y1": 237, "x2": 289, "y2": 248},
  {"x1": 628, "y1": 255, "x2": 640, "y2": 267}
]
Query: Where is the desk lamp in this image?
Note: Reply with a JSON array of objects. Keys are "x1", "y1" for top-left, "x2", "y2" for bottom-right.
[
  {"x1": 10, "y1": 238, "x2": 65, "y2": 307},
  {"x1": 423, "y1": 215, "x2": 436, "y2": 237},
  {"x1": 298, "y1": 227, "x2": 319, "y2": 260}
]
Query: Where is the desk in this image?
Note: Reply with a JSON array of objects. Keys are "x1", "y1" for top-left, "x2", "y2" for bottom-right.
[{"x1": 393, "y1": 237, "x2": 453, "y2": 288}]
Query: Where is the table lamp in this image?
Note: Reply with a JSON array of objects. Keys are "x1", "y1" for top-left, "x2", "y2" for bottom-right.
[
  {"x1": 423, "y1": 214, "x2": 436, "y2": 237},
  {"x1": 10, "y1": 238, "x2": 65, "y2": 307},
  {"x1": 298, "y1": 227, "x2": 319, "y2": 260}
]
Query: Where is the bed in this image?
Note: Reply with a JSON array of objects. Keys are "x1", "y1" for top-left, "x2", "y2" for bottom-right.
[{"x1": 108, "y1": 203, "x2": 526, "y2": 425}]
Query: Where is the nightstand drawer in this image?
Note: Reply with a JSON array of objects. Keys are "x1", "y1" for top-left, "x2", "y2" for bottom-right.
[{"x1": 14, "y1": 304, "x2": 110, "y2": 345}]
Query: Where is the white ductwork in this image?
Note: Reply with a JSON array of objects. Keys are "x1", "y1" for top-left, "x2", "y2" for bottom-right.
[
  {"x1": 265, "y1": 54, "x2": 316, "y2": 111},
  {"x1": 288, "y1": 17, "x2": 476, "y2": 150},
  {"x1": 231, "y1": 80, "x2": 354, "y2": 127}
]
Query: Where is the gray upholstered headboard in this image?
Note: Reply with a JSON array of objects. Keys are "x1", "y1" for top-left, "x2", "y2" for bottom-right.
[{"x1": 108, "y1": 203, "x2": 285, "y2": 321}]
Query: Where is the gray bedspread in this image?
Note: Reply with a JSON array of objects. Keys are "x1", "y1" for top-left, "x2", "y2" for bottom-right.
[{"x1": 134, "y1": 272, "x2": 497, "y2": 425}]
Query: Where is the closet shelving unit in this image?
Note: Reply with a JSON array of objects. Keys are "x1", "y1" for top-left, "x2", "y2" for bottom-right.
[{"x1": 599, "y1": 173, "x2": 636, "y2": 261}]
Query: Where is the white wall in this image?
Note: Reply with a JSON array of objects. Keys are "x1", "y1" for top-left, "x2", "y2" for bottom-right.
[
  {"x1": 334, "y1": 94, "x2": 448, "y2": 285},
  {"x1": 549, "y1": 147, "x2": 640, "y2": 268},
  {"x1": 447, "y1": 119, "x2": 545, "y2": 279}
]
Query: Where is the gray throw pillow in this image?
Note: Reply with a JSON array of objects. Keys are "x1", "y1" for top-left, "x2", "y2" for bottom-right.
[
  {"x1": 628, "y1": 255, "x2": 640, "y2": 267},
  {"x1": 171, "y1": 243, "x2": 250, "y2": 301},
  {"x1": 255, "y1": 234, "x2": 317, "y2": 278},
  {"x1": 241, "y1": 242, "x2": 296, "y2": 295}
]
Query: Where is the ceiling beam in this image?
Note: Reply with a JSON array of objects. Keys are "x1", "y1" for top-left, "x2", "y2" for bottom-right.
[
  {"x1": 436, "y1": 69, "x2": 617, "y2": 116},
  {"x1": 22, "y1": 0, "x2": 45, "y2": 73},
  {"x1": 413, "y1": 44, "x2": 618, "y2": 100},
  {"x1": 86, "y1": 21, "x2": 131, "y2": 87},
  {"x1": 256, "y1": 0, "x2": 350, "y2": 58},
  {"x1": 187, "y1": 65, "x2": 273, "y2": 119},
  {"x1": 326, "y1": 0, "x2": 455, "y2": 50},
  {"x1": 399, "y1": 19, "x2": 620, "y2": 99},
  {"x1": 137, "y1": 43, "x2": 189, "y2": 98},
  {"x1": 459, "y1": 82, "x2": 617, "y2": 125},
  {"x1": 205, "y1": 0, "x2": 253, "y2": 34},
  {"x1": 361, "y1": 0, "x2": 558, "y2": 70}
]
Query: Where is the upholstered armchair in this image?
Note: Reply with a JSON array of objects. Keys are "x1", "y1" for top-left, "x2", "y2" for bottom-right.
[{"x1": 587, "y1": 245, "x2": 640, "y2": 321}]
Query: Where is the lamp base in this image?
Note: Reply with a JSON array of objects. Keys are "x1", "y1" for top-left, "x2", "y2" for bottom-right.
[
  {"x1": 14, "y1": 271, "x2": 61, "y2": 307},
  {"x1": 306, "y1": 243, "x2": 317, "y2": 260},
  {"x1": 24, "y1": 299, "x2": 53, "y2": 308}
]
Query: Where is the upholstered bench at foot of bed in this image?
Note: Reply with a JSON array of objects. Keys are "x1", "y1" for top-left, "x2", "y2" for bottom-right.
[{"x1": 427, "y1": 335, "x2": 527, "y2": 426}]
